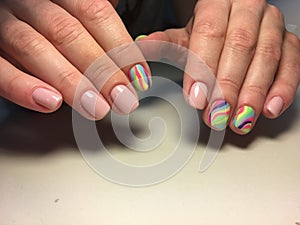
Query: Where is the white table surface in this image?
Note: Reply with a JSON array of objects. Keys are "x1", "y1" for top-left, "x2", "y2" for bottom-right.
[{"x1": 0, "y1": 1, "x2": 299, "y2": 225}]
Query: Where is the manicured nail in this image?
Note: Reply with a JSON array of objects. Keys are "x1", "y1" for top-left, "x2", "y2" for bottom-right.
[
  {"x1": 208, "y1": 100, "x2": 230, "y2": 131},
  {"x1": 135, "y1": 35, "x2": 147, "y2": 41},
  {"x1": 267, "y1": 96, "x2": 283, "y2": 117},
  {"x1": 189, "y1": 82, "x2": 208, "y2": 109},
  {"x1": 32, "y1": 88, "x2": 62, "y2": 110},
  {"x1": 234, "y1": 106, "x2": 255, "y2": 134},
  {"x1": 128, "y1": 64, "x2": 152, "y2": 92},
  {"x1": 111, "y1": 85, "x2": 139, "y2": 114},
  {"x1": 81, "y1": 90, "x2": 110, "y2": 118}
]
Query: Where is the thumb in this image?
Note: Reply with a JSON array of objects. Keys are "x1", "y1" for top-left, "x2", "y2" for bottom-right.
[{"x1": 135, "y1": 28, "x2": 190, "y2": 66}]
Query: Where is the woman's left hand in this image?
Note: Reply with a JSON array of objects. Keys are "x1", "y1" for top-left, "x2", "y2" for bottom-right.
[{"x1": 138, "y1": 0, "x2": 300, "y2": 135}]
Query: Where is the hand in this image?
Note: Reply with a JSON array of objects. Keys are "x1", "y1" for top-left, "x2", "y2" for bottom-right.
[
  {"x1": 0, "y1": 0, "x2": 151, "y2": 120},
  {"x1": 138, "y1": 0, "x2": 300, "y2": 135}
]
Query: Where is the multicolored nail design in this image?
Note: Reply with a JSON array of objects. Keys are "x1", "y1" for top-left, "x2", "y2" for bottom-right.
[
  {"x1": 128, "y1": 64, "x2": 152, "y2": 92},
  {"x1": 234, "y1": 106, "x2": 255, "y2": 134},
  {"x1": 208, "y1": 100, "x2": 230, "y2": 130}
]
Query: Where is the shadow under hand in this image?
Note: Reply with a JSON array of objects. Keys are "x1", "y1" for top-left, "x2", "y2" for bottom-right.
[{"x1": 0, "y1": 102, "x2": 78, "y2": 155}]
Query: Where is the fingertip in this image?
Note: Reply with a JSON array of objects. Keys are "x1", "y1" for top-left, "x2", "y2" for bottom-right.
[
  {"x1": 32, "y1": 87, "x2": 63, "y2": 113},
  {"x1": 128, "y1": 64, "x2": 152, "y2": 92},
  {"x1": 80, "y1": 90, "x2": 111, "y2": 121},
  {"x1": 231, "y1": 105, "x2": 256, "y2": 135},
  {"x1": 263, "y1": 96, "x2": 284, "y2": 119}
]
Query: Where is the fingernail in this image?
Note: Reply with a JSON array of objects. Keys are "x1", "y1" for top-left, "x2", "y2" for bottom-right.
[
  {"x1": 135, "y1": 35, "x2": 147, "y2": 41},
  {"x1": 234, "y1": 106, "x2": 255, "y2": 134},
  {"x1": 208, "y1": 100, "x2": 230, "y2": 131},
  {"x1": 32, "y1": 88, "x2": 62, "y2": 110},
  {"x1": 267, "y1": 96, "x2": 283, "y2": 117},
  {"x1": 189, "y1": 82, "x2": 208, "y2": 109},
  {"x1": 81, "y1": 90, "x2": 110, "y2": 118},
  {"x1": 111, "y1": 85, "x2": 139, "y2": 114},
  {"x1": 128, "y1": 64, "x2": 152, "y2": 92}
]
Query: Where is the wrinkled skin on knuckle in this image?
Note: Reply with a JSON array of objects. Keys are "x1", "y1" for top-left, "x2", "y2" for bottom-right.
[
  {"x1": 226, "y1": 28, "x2": 257, "y2": 54},
  {"x1": 193, "y1": 18, "x2": 226, "y2": 40},
  {"x1": 10, "y1": 28, "x2": 46, "y2": 57},
  {"x1": 256, "y1": 41, "x2": 281, "y2": 62},
  {"x1": 47, "y1": 14, "x2": 84, "y2": 47},
  {"x1": 77, "y1": 0, "x2": 114, "y2": 23}
]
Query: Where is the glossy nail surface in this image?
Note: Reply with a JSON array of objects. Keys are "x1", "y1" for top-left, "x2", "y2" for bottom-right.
[
  {"x1": 208, "y1": 100, "x2": 230, "y2": 130},
  {"x1": 234, "y1": 106, "x2": 255, "y2": 134},
  {"x1": 81, "y1": 90, "x2": 110, "y2": 119},
  {"x1": 111, "y1": 85, "x2": 139, "y2": 114},
  {"x1": 189, "y1": 82, "x2": 207, "y2": 110},
  {"x1": 128, "y1": 64, "x2": 151, "y2": 92},
  {"x1": 32, "y1": 88, "x2": 62, "y2": 110},
  {"x1": 267, "y1": 96, "x2": 283, "y2": 117}
]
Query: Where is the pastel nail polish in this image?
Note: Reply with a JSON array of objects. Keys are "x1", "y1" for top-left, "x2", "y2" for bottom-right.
[
  {"x1": 234, "y1": 106, "x2": 255, "y2": 134},
  {"x1": 189, "y1": 82, "x2": 208, "y2": 109},
  {"x1": 111, "y1": 85, "x2": 139, "y2": 114},
  {"x1": 128, "y1": 64, "x2": 151, "y2": 92},
  {"x1": 208, "y1": 100, "x2": 230, "y2": 131},
  {"x1": 81, "y1": 90, "x2": 110, "y2": 118},
  {"x1": 267, "y1": 96, "x2": 283, "y2": 117},
  {"x1": 32, "y1": 88, "x2": 62, "y2": 110}
]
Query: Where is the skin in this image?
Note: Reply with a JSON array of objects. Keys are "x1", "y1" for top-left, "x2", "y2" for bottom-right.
[
  {"x1": 0, "y1": 0, "x2": 151, "y2": 120},
  {"x1": 0, "y1": 0, "x2": 299, "y2": 135},
  {"x1": 139, "y1": 0, "x2": 300, "y2": 135}
]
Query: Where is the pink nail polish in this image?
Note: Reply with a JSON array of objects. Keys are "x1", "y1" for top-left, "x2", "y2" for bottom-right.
[
  {"x1": 267, "y1": 96, "x2": 283, "y2": 117},
  {"x1": 81, "y1": 90, "x2": 110, "y2": 118},
  {"x1": 111, "y1": 85, "x2": 139, "y2": 114},
  {"x1": 32, "y1": 88, "x2": 62, "y2": 110},
  {"x1": 188, "y1": 82, "x2": 208, "y2": 109}
]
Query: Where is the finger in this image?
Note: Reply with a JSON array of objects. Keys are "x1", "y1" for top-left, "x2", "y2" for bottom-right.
[
  {"x1": 263, "y1": 32, "x2": 300, "y2": 119},
  {"x1": 184, "y1": 0, "x2": 231, "y2": 112},
  {"x1": 5, "y1": 0, "x2": 140, "y2": 114},
  {"x1": 50, "y1": 0, "x2": 152, "y2": 91},
  {"x1": 229, "y1": 4, "x2": 285, "y2": 134},
  {"x1": 135, "y1": 28, "x2": 190, "y2": 67},
  {"x1": 203, "y1": 0, "x2": 266, "y2": 131},
  {"x1": 0, "y1": 56, "x2": 62, "y2": 113},
  {"x1": 0, "y1": 9, "x2": 110, "y2": 120}
]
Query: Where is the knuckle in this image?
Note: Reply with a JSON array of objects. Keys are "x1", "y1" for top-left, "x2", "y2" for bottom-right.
[
  {"x1": 286, "y1": 32, "x2": 300, "y2": 48},
  {"x1": 268, "y1": 4, "x2": 284, "y2": 22},
  {"x1": 10, "y1": 27, "x2": 46, "y2": 57},
  {"x1": 193, "y1": 19, "x2": 226, "y2": 39},
  {"x1": 77, "y1": 0, "x2": 113, "y2": 22},
  {"x1": 283, "y1": 60, "x2": 300, "y2": 74},
  {"x1": 226, "y1": 28, "x2": 257, "y2": 54},
  {"x1": 245, "y1": 84, "x2": 268, "y2": 98},
  {"x1": 57, "y1": 70, "x2": 79, "y2": 90},
  {"x1": 47, "y1": 15, "x2": 84, "y2": 46},
  {"x1": 218, "y1": 77, "x2": 241, "y2": 94},
  {"x1": 256, "y1": 41, "x2": 281, "y2": 62}
]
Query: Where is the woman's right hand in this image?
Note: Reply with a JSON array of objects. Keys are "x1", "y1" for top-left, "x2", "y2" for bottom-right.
[{"x1": 0, "y1": 0, "x2": 151, "y2": 120}]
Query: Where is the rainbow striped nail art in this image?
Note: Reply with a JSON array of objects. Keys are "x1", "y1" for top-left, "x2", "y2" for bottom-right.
[
  {"x1": 128, "y1": 64, "x2": 151, "y2": 92},
  {"x1": 208, "y1": 100, "x2": 230, "y2": 130},
  {"x1": 234, "y1": 106, "x2": 255, "y2": 134}
]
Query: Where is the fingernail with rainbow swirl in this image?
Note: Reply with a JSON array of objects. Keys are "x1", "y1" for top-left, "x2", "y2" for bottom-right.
[
  {"x1": 128, "y1": 64, "x2": 152, "y2": 92},
  {"x1": 234, "y1": 106, "x2": 255, "y2": 134},
  {"x1": 208, "y1": 100, "x2": 230, "y2": 131}
]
